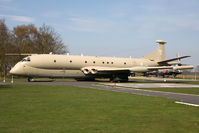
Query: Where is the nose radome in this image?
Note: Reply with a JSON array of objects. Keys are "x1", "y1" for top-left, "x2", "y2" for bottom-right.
[
  {"x1": 9, "y1": 63, "x2": 25, "y2": 75},
  {"x1": 10, "y1": 66, "x2": 20, "y2": 75},
  {"x1": 9, "y1": 68, "x2": 15, "y2": 74}
]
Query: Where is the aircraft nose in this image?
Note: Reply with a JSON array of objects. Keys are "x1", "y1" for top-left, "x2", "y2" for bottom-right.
[
  {"x1": 9, "y1": 63, "x2": 25, "y2": 75},
  {"x1": 9, "y1": 68, "x2": 15, "y2": 74}
]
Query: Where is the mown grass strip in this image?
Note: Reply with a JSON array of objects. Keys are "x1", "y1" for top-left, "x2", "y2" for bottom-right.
[{"x1": 0, "y1": 84, "x2": 198, "y2": 133}]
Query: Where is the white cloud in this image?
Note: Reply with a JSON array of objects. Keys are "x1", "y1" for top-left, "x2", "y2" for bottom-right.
[{"x1": 0, "y1": 14, "x2": 35, "y2": 22}]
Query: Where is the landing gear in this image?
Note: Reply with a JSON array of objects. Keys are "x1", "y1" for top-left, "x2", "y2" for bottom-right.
[
  {"x1": 172, "y1": 74, "x2": 177, "y2": 78},
  {"x1": 27, "y1": 77, "x2": 34, "y2": 82},
  {"x1": 110, "y1": 75, "x2": 129, "y2": 82}
]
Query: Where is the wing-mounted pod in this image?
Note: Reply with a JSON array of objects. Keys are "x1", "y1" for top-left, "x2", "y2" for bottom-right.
[{"x1": 172, "y1": 65, "x2": 194, "y2": 70}]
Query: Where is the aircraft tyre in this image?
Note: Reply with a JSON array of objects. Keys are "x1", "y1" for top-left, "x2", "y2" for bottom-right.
[
  {"x1": 172, "y1": 74, "x2": 177, "y2": 78},
  {"x1": 27, "y1": 77, "x2": 34, "y2": 82}
]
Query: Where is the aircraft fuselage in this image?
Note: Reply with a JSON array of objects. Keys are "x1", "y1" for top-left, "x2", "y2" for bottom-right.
[
  {"x1": 9, "y1": 40, "x2": 193, "y2": 81},
  {"x1": 10, "y1": 54, "x2": 157, "y2": 78}
]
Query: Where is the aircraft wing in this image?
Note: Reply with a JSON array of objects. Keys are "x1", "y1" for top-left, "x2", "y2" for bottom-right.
[
  {"x1": 158, "y1": 56, "x2": 190, "y2": 65},
  {"x1": 147, "y1": 65, "x2": 193, "y2": 70},
  {"x1": 81, "y1": 65, "x2": 194, "y2": 75}
]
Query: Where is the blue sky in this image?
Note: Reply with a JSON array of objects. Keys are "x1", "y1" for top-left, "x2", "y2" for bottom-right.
[{"x1": 0, "y1": 0, "x2": 199, "y2": 66}]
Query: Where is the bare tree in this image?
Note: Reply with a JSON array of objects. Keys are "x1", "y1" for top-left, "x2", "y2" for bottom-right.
[
  {"x1": 195, "y1": 65, "x2": 199, "y2": 73},
  {"x1": 37, "y1": 24, "x2": 68, "y2": 54}
]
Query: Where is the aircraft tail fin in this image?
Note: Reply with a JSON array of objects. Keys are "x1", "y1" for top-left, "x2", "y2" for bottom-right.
[{"x1": 142, "y1": 40, "x2": 166, "y2": 61}]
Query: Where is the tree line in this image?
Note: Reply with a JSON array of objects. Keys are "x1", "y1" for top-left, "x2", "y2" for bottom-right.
[{"x1": 0, "y1": 19, "x2": 68, "y2": 76}]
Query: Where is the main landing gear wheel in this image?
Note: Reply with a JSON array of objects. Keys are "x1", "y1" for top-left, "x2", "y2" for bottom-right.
[
  {"x1": 27, "y1": 77, "x2": 34, "y2": 82},
  {"x1": 110, "y1": 75, "x2": 129, "y2": 82}
]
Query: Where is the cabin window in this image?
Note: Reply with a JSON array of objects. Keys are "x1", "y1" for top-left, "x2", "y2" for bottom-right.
[
  {"x1": 54, "y1": 60, "x2": 56, "y2": 63},
  {"x1": 70, "y1": 60, "x2": 72, "y2": 63},
  {"x1": 102, "y1": 61, "x2": 104, "y2": 64},
  {"x1": 93, "y1": 61, "x2": 96, "y2": 64},
  {"x1": 124, "y1": 62, "x2": 126, "y2": 65},
  {"x1": 85, "y1": 61, "x2": 87, "y2": 63},
  {"x1": 107, "y1": 62, "x2": 109, "y2": 64},
  {"x1": 111, "y1": 62, "x2": 114, "y2": 64}
]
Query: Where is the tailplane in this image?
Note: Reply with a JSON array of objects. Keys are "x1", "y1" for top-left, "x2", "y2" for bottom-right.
[{"x1": 143, "y1": 40, "x2": 166, "y2": 61}]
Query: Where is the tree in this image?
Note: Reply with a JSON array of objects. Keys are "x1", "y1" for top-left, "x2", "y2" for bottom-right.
[
  {"x1": 37, "y1": 24, "x2": 67, "y2": 54},
  {"x1": 0, "y1": 20, "x2": 68, "y2": 76},
  {"x1": 0, "y1": 19, "x2": 15, "y2": 75},
  {"x1": 195, "y1": 65, "x2": 199, "y2": 73},
  {"x1": 0, "y1": 19, "x2": 9, "y2": 73},
  {"x1": 13, "y1": 24, "x2": 38, "y2": 53},
  {"x1": 13, "y1": 24, "x2": 68, "y2": 54}
]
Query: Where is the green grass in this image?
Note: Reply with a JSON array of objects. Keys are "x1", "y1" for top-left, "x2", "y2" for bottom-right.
[
  {"x1": 0, "y1": 84, "x2": 199, "y2": 133},
  {"x1": 0, "y1": 77, "x2": 76, "y2": 82},
  {"x1": 179, "y1": 81, "x2": 199, "y2": 85}
]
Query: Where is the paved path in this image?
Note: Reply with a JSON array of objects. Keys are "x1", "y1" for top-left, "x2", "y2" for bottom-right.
[
  {"x1": 104, "y1": 83, "x2": 199, "y2": 88},
  {"x1": 130, "y1": 76, "x2": 199, "y2": 82}
]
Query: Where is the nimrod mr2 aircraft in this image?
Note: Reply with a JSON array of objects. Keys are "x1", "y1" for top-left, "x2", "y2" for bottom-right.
[{"x1": 10, "y1": 40, "x2": 193, "y2": 82}]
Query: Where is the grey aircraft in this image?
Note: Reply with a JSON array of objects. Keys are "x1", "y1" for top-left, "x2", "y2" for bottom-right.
[
  {"x1": 143, "y1": 69, "x2": 182, "y2": 78},
  {"x1": 9, "y1": 40, "x2": 193, "y2": 82}
]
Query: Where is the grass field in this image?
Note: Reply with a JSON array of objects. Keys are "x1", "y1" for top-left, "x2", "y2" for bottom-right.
[
  {"x1": 0, "y1": 84, "x2": 199, "y2": 133},
  {"x1": 0, "y1": 77, "x2": 76, "y2": 82}
]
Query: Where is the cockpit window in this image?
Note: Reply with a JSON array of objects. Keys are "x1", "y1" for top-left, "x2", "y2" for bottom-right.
[
  {"x1": 27, "y1": 57, "x2": 31, "y2": 61},
  {"x1": 21, "y1": 57, "x2": 31, "y2": 62}
]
